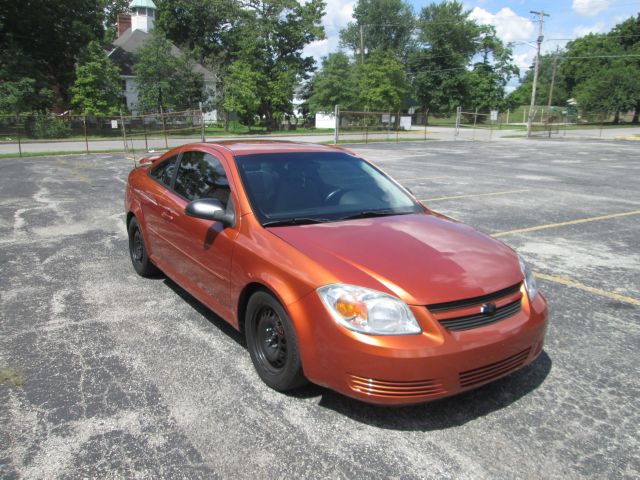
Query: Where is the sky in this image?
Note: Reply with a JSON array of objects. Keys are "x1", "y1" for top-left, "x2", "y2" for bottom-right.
[{"x1": 302, "y1": 0, "x2": 640, "y2": 91}]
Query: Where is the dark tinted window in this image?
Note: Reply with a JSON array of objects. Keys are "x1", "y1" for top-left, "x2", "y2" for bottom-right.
[
  {"x1": 174, "y1": 151, "x2": 230, "y2": 206},
  {"x1": 235, "y1": 152, "x2": 420, "y2": 224},
  {"x1": 150, "y1": 155, "x2": 177, "y2": 187}
]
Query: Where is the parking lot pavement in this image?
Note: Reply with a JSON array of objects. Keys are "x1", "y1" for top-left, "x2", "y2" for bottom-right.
[{"x1": 1, "y1": 140, "x2": 638, "y2": 479}]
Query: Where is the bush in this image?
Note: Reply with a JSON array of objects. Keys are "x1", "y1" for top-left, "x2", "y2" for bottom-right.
[{"x1": 31, "y1": 116, "x2": 72, "y2": 139}]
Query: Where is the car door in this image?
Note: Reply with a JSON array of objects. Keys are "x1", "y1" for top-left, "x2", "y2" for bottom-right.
[
  {"x1": 141, "y1": 154, "x2": 179, "y2": 262},
  {"x1": 155, "y1": 150, "x2": 239, "y2": 316}
]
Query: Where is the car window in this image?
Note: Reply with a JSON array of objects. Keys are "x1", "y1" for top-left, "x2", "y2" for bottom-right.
[
  {"x1": 149, "y1": 155, "x2": 178, "y2": 187},
  {"x1": 174, "y1": 151, "x2": 230, "y2": 206},
  {"x1": 235, "y1": 152, "x2": 421, "y2": 224}
]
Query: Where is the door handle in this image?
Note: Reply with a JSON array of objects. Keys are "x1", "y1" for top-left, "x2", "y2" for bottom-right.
[{"x1": 161, "y1": 210, "x2": 174, "y2": 221}]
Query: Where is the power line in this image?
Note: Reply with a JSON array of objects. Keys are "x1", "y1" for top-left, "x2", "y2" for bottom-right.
[{"x1": 560, "y1": 53, "x2": 640, "y2": 58}]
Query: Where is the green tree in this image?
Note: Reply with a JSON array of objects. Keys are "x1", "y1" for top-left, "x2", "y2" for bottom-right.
[
  {"x1": 604, "y1": 16, "x2": 640, "y2": 122},
  {"x1": 340, "y1": 0, "x2": 415, "y2": 60},
  {"x1": 465, "y1": 27, "x2": 519, "y2": 112},
  {"x1": 71, "y1": 41, "x2": 123, "y2": 115},
  {"x1": 307, "y1": 52, "x2": 359, "y2": 112},
  {"x1": 358, "y1": 49, "x2": 409, "y2": 111},
  {"x1": 102, "y1": 0, "x2": 131, "y2": 41},
  {"x1": 0, "y1": 0, "x2": 105, "y2": 109},
  {"x1": 0, "y1": 75, "x2": 53, "y2": 114},
  {"x1": 229, "y1": 0, "x2": 326, "y2": 128},
  {"x1": 222, "y1": 61, "x2": 261, "y2": 125},
  {"x1": 134, "y1": 33, "x2": 206, "y2": 113},
  {"x1": 155, "y1": 0, "x2": 236, "y2": 64},
  {"x1": 508, "y1": 52, "x2": 569, "y2": 108},
  {"x1": 409, "y1": 1, "x2": 481, "y2": 120},
  {"x1": 155, "y1": 0, "x2": 325, "y2": 128},
  {"x1": 573, "y1": 64, "x2": 640, "y2": 122},
  {"x1": 562, "y1": 23, "x2": 640, "y2": 123}
]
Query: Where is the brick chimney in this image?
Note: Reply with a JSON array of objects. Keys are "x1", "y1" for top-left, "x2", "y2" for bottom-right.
[{"x1": 117, "y1": 14, "x2": 132, "y2": 37}]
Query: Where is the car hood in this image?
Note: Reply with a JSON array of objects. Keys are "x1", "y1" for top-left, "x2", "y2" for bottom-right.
[{"x1": 269, "y1": 213, "x2": 522, "y2": 305}]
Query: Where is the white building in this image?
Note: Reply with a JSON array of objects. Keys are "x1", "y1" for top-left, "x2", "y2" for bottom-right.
[{"x1": 108, "y1": 0, "x2": 217, "y2": 116}]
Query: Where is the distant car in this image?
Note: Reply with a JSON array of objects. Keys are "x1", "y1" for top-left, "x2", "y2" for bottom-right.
[{"x1": 125, "y1": 141, "x2": 548, "y2": 405}]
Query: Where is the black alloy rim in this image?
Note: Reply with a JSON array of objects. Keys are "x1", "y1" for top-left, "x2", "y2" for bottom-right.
[
  {"x1": 255, "y1": 306, "x2": 287, "y2": 372},
  {"x1": 132, "y1": 229, "x2": 144, "y2": 263}
]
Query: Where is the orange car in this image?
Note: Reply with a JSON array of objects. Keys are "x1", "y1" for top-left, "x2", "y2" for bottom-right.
[{"x1": 125, "y1": 141, "x2": 548, "y2": 405}]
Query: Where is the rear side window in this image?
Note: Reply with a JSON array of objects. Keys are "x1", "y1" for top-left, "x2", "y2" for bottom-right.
[
  {"x1": 150, "y1": 155, "x2": 178, "y2": 187},
  {"x1": 174, "y1": 151, "x2": 230, "y2": 206}
]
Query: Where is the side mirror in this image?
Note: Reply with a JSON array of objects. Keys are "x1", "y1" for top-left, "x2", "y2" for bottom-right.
[{"x1": 185, "y1": 198, "x2": 235, "y2": 227}]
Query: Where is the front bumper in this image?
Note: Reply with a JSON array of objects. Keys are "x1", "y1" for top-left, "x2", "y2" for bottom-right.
[{"x1": 288, "y1": 288, "x2": 548, "y2": 405}]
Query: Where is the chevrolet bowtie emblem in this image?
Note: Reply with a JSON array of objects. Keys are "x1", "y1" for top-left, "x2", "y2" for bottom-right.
[{"x1": 481, "y1": 303, "x2": 497, "y2": 315}]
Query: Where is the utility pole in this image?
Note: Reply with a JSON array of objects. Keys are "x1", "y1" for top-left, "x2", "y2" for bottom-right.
[
  {"x1": 359, "y1": 24, "x2": 365, "y2": 64},
  {"x1": 546, "y1": 50, "x2": 559, "y2": 138},
  {"x1": 527, "y1": 10, "x2": 549, "y2": 138},
  {"x1": 547, "y1": 51, "x2": 559, "y2": 111}
]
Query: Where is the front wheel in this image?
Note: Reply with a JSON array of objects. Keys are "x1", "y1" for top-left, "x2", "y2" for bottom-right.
[
  {"x1": 245, "y1": 291, "x2": 306, "y2": 391},
  {"x1": 128, "y1": 216, "x2": 160, "y2": 277}
]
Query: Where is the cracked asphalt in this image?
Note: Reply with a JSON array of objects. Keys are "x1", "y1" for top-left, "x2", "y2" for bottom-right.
[{"x1": 1, "y1": 139, "x2": 638, "y2": 479}]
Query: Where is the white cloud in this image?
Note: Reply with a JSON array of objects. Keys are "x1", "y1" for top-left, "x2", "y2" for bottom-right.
[
  {"x1": 303, "y1": 0, "x2": 355, "y2": 64},
  {"x1": 323, "y1": 0, "x2": 355, "y2": 31},
  {"x1": 572, "y1": 22, "x2": 606, "y2": 37},
  {"x1": 572, "y1": 0, "x2": 612, "y2": 17},
  {"x1": 469, "y1": 7, "x2": 535, "y2": 43},
  {"x1": 513, "y1": 51, "x2": 535, "y2": 73}
]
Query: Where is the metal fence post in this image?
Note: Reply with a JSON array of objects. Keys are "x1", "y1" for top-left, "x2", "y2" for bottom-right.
[
  {"x1": 160, "y1": 106, "x2": 168, "y2": 149},
  {"x1": 365, "y1": 113, "x2": 369, "y2": 144},
  {"x1": 120, "y1": 111, "x2": 128, "y2": 154},
  {"x1": 143, "y1": 117, "x2": 148, "y2": 151},
  {"x1": 472, "y1": 107, "x2": 478, "y2": 141},
  {"x1": 199, "y1": 103, "x2": 205, "y2": 142},
  {"x1": 16, "y1": 115, "x2": 23, "y2": 158},
  {"x1": 455, "y1": 106, "x2": 461, "y2": 139},
  {"x1": 424, "y1": 109, "x2": 428, "y2": 141},
  {"x1": 334, "y1": 104, "x2": 339, "y2": 144},
  {"x1": 396, "y1": 110, "x2": 400, "y2": 143},
  {"x1": 83, "y1": 115, "x2": 89, "y2": 154}
]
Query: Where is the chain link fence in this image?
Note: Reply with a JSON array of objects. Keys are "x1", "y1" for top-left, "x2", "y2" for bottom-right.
[
  {"x1": 0, "y1": 109, "x2": 205, "y2": 157},
  {"x1": 335, "y1": 110, "x2": 429, "y2": 144}
]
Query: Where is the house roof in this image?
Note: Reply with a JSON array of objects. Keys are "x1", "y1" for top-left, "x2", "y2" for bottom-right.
[
  {"x1": 129, "y1": 0, "x2": 157, "y2": 9},
  {"x1": 109, "y1": 29, "x2": 216, "y2": 83}
]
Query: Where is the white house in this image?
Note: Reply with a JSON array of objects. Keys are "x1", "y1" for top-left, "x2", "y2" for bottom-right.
[{"x1": 108, "y1": 0, "x2": 217, "y2": 117}]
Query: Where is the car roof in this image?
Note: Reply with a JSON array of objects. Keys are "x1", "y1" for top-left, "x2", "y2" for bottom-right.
[{"x1": 203, "y1": 140, "x2": 347, "y2": 155}]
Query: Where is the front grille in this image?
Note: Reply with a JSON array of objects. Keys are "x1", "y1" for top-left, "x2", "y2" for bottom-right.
[
  {"x1": 427, "y1": 282, "x2": 523, "y2": 332},
  {"x1": 459, "y1": 348, "x2": 531, "y2": 388},
  {"x1": 348, "y1": 374, "x2": 446, "y2": 399},
  {"x1": 428, "y1": 283, "x2": 522, "y2": 313},
  {"x1": 439, "y1": 299, "x2": 522, "y2": 331}
]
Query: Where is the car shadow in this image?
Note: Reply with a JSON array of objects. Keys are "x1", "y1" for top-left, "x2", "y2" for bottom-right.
[
  {"x1": 160, "y1": 276, "x2": 552, "y2": 430},
  {"x1": 162, "y1": 277, "x2": 246, "y2": 348},
  {"x1": 306, "y1": 351, "x2": 552, "y2": 431}
]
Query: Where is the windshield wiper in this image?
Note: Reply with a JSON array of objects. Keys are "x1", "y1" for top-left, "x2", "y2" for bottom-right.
[
  {"x1": 338, "y1": 209, "x2": 403, "y2": 221},
  {"x1": 262, "y1": 217, "x2": 331, "y2": 227}
]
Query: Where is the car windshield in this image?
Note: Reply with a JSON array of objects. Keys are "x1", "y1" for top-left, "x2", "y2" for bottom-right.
[{"x1": 234, "y1": 151, "x2": 422, "y2": 226}]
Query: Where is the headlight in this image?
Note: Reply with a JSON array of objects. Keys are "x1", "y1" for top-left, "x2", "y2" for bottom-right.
[
  {"x1": 518, "y1": 255, "x2": 538, "y2": 300},
  {"x1": 317, "y1": 284, "x2": 421, "y2": 335}
]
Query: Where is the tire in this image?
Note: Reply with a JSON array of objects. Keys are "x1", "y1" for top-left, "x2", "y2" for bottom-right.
[
  {"x1": 128, "y1": 216, "x2": 160, "y2": 277},
  {"x1": 245, "y1": 291, "x2": 307, "y2": 391}
]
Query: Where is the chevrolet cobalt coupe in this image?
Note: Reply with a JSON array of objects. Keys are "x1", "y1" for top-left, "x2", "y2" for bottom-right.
[{"x1": 125, "y1": 141, "x2": 548, "y2": 405}]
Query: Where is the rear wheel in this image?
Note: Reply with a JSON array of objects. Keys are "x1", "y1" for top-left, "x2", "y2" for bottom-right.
[
  {"x1": 245, "y1": 291, "x2": 306, "y2": 391},
  {"x1": 128, "y1": 217, "x2": 160, "y2": 277}
]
